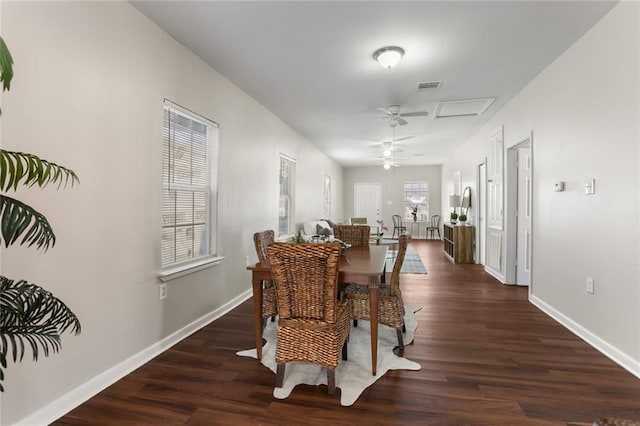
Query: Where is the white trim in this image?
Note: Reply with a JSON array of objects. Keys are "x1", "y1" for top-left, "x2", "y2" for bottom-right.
[
  {"x1": 158, "y1": 256, "x2": 224, "y2": 282},
  {"x1": 14, "y1": 289, "x2": 253, "y2": 426},
  {"x1": 530, "y1": 295, "x2": 640, "y2": 379},
  {"x1": 484, "y1": 265, "x2": 506, "y2": 283}
]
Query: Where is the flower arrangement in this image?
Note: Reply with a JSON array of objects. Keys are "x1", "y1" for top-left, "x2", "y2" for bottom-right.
[
  {"x1": 411, "y1": 206, "x2": 418, "y2": 222},
  {"x1": 376, "y1": 219, "x2": 388, "y2": 236}
]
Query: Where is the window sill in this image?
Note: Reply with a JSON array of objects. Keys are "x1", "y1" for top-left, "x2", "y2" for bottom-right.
[{"x1": 159, "y1": 256, "x2": 224, "y2": 282}]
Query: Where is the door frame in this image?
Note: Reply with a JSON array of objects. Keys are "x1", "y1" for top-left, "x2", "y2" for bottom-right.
[
  {"x1": 505, "y1": 133, "x2": 533, "y2": 293},
  {"x1": 476, "y1": 159, "x2": 487, "y2": 265}
]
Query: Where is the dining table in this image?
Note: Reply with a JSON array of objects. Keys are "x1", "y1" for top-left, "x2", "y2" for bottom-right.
[{"x1": 247, "y1": 244, "x2": 389, "y2": 376}]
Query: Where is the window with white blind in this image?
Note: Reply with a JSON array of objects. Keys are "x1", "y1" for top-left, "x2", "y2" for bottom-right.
[
  {"x1": 161, "y1": 100, "x2": 219, "y2": 274},
  {"x1": 404, "y1": 182, "x2": 429, "y2": 220},
  {"x1": 278, "y1": 155, "x2": 296, "y2": 236}
]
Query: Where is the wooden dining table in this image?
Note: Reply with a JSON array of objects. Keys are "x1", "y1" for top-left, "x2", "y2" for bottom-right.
[{"x1": 247, "y1": 244, "x2": 389, "y2": 375}]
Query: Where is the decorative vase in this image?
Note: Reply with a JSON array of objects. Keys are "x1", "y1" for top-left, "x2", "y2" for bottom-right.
[{"x1": 412, "y1": 216, "x2": 417, "y2": 222}]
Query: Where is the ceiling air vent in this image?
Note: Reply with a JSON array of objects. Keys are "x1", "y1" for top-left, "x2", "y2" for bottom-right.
[{"x1": 417, "y1": 81, "x2": 442, "y2": 90}]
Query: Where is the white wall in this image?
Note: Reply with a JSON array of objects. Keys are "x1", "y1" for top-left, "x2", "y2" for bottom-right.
[
  {"x1": 343, "y1": 165, "x2": 442, "y2": 235},
  {"x1": 443, "y1": 3, "x2": 639, "y2": 373},
  {"x1": 0, "y1": 2, "x2": 343, "y2": 424}
]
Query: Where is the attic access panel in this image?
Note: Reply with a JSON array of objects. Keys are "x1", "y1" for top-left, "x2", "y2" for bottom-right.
[{"x1": 433, "y1": 98, "x2": 496, "y2": 119}]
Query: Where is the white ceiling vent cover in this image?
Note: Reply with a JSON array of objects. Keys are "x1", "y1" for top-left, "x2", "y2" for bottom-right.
[
  {"x1": 433, "y1": 98, "x2": 496, "y2": 119},
  {"x1": 417, "y1": 81, "x2": 442, "y2": 90}
]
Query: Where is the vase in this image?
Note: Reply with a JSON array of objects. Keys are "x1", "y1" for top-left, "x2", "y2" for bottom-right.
[{"x1": 413, "y1": 216, "x2": 417, "y2": 222}]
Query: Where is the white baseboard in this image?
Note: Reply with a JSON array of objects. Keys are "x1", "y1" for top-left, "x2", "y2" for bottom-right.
[
  {"x1": 484, "y1": 265, "x2": 505, "y2": 283},
  {"x1": 15, "y1": 289, "x2": 253, "y2": 426},
  {"x1": 530, "y1": 294, "x2": 640, "y2": 379}
]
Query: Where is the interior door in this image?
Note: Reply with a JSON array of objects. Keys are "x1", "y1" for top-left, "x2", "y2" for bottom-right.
[
  {"x1": 354, "y1": 183, "x2": 381, "y2": 227},
  {"x1": 516, "y1": 148, "x2": 531, "y2": 285}
]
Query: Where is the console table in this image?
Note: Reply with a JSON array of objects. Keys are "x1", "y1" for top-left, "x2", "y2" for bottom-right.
[
  {"x1": 443, "y1": 223, "x2": 474, "y2": 263},
  {"x1": 406, "y1": 220, "x2": 428, "y2": 239}
]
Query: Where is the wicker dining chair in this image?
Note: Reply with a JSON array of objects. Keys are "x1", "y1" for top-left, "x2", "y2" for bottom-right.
[
  {"x1": 344, "y1": 233, "x2": 409, "y2": 352},
  {"x1": 333, "y1": 224, "x2": 371, "y2": 246},
  {"x1": 253, "y1": 230, "x2": 278, "y2": 323},
  {"x1": 266, "y1": 242, "x2": 351, "y2": 395}
]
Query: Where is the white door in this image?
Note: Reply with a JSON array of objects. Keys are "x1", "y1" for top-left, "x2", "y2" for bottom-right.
[
  {"x1": 516, "y1": 148, "x2": 531, "y2": 285},
  {"x1": 478, "y1": 162, "x2": 487, "y2": 265},
  {"x1": 354, "y1": 183, "x2": 381, "y2": 227}
]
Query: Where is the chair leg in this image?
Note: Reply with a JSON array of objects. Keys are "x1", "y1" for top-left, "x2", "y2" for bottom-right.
[
  {"x1": 327, "y1": 369, "x2": 336, "y2": 394},
  {"x1": 342, "y1": 338, "x2": 348, "y2": 361},
  {"x1": 353, "y1": 319, "x2": 358, "y2": 327},
  {"x1": 437, "y1": 229, "x2": 441, "y2": 239},
  {"x1": 402, "y1": 323, "x2": 406, "y2": 333},
  {"x1": 396, "y1": 329, "x2": 404, "y2": 353},
  {"x1": 275, "y1": 363, "x2": 285, "y2": 388}
]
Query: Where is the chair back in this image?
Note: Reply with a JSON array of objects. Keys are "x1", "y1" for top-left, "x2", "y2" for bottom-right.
[
  {"x1": 253, "y1": 230, "x2": 275, "y2": 266},
  {"x1": 333, "y1": 224, "x2": 370, "y2": 246},
  {"x1": 430, "y1": 214, "x2": 441, "y2": 228},
  {"x1": 392, "y1": 214, "x2": 403, "y2": 227},
  {"x1": 349, "y1": 217, "x2": 367, "y2": 225},
  {"x1": 390, "y1": 234, "x2": 409, "y2": 296},
  {"x1": 267, "y1": 243, "x2": 341, "y2": 323}
]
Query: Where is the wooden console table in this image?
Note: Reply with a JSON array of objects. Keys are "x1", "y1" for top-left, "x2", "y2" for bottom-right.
[{"x1": 443, "y1": 223, "x2": 474, "y2": 263}]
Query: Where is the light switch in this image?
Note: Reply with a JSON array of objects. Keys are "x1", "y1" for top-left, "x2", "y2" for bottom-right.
[
  {"x1": 584, "y1": 179, "x2": 595, "y2": 195},
  {"x1": 554, "y1": 182, "x2": 565, "y2": 192}
]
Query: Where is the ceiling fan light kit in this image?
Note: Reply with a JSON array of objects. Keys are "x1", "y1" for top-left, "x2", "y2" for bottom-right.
[{"x1": 373, "y1": 46, "x2": 405, "y2": 69}]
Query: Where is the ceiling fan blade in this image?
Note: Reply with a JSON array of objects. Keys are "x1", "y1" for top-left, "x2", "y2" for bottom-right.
[
  {"x1": 377, "y1": 107, "x2": 392, "y2": 116},
  {"x1": 396, "y1": 117, "x2": 408, "y2": 126},
  {"x1": 400, "y1": 111, "x2": 429, "y2": 118},
  {"x1": 393, "y1": 135, "x2": 414, "y2": 142}
]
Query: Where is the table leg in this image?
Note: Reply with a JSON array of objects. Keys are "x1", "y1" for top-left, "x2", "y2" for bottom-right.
[
  {"x1": 369, "y1": 277, "x2": 379, "y2": 376},
  {"x1": 252, "y1": 278, "x2": 264, "y2": 360}
]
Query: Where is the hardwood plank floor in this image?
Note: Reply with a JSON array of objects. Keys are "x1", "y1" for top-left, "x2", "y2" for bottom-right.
[{"x1": 55, "y1": 240, "x2": 640, "y2": 425}]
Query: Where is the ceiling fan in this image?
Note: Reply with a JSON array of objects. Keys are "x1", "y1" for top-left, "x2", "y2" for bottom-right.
[
  {"x1": 378, "y1": 105, "x2": 429, "y2": 126},
  {"x1": 370, "y1": 135, "x2": 413, "y2": 149}
]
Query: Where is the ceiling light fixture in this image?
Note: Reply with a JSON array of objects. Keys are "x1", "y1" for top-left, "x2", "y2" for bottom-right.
[
  {"x1": 373, "y1": 46, "x2": 404, "y2": 69},
  {"x1": 383, "y1": 149, "x2": 392, "y2": 157},
  {"x1": 383, "y1": 163, "x2": 391, "y2": 170}
]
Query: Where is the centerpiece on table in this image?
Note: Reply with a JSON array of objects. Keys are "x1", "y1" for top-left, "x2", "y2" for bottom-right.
[
  {"x1": 376, "y1": 219, "x2": 388, "y2": 237},
  {"x1": 411, "y1": 206, "x2": 418, "y2": 222}
]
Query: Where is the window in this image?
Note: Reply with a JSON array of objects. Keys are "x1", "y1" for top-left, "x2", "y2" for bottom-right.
[
  {"x1": 278, "y1": 155, "x2": 296, "y2": 236},
  {"x1": 161, "y1": 100, "x2": 219, "y2": 270},
  {"x1": 404, "y1": 182, "x2": 429, "y2": 220}
]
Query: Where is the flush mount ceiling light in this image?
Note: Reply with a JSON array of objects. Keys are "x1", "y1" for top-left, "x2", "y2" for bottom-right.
[
  {"x1": 383, "y1": 162, "x2": 391, "y2": 170},
  {"x1": 382, "y1": 149, "x2": 392, "y2": 157},
  {"x1": 373, "y1": 46, "x2": 404, "y2": 69}
]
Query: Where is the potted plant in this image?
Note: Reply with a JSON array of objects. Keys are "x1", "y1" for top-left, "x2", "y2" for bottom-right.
[
  {"x1": 411, "y1": 206, "x2": 418, "y2": 222},
  {"x1": 450, "y1": 211, "x2": 458, "y2": 224},
  {"x1": 0, "y1": 37, "x2": 81, "y2": 391},
  {"x1": 458, "y1": 214, "x2": 467, "y2": 225}
]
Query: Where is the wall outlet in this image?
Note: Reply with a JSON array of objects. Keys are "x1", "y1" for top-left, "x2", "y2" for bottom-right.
[
  {"x1": 159, "y1": 283, "x2": 168, "y2": 300},
  {"x1": 586, "y1": 277, "x2": 594, "y2": 294}
]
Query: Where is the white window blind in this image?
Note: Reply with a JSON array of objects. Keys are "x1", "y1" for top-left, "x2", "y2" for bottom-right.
[
  {"x1": 162, "y1": 100, "x2": 218, "y2": 268},
  {"x1": 404, "y1": 182, "x2": 429, "y2": 220},
  {"x1": 278, "y1": 155, "x2": 296, "y2": 236}
]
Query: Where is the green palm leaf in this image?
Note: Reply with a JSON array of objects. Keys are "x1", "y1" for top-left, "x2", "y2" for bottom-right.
[
  {"x1": 0, "y1": 195, "x2": 56, "y2": 250},
  {"x1": 0, "y1": 150, "x2": 79, "y2": 192},
  {"x1": 0, "y1": 276, "x2": 81, "y2": 391},
  {"x1": 0, "y1": 36, "x2": 13, "y2": 92}
]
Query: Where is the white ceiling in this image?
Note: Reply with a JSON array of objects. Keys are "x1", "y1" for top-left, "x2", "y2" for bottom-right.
[{"x1": 132, "y1": 1, "x2": 616, "y2": 167}]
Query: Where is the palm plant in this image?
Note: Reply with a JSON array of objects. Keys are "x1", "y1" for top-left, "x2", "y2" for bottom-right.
[{"x1": 0, "y1": 36, "x2": 81, "y2": 391}]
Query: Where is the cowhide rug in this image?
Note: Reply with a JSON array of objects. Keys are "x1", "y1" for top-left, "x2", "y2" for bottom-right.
[{"x1": 237, "y1": 306, "x2": 422, "y2": 406}]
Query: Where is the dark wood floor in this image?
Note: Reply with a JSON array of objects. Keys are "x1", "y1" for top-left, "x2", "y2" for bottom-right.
[{"x1": 56, "y1": 240, "x2": 640, "y2": 425}]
